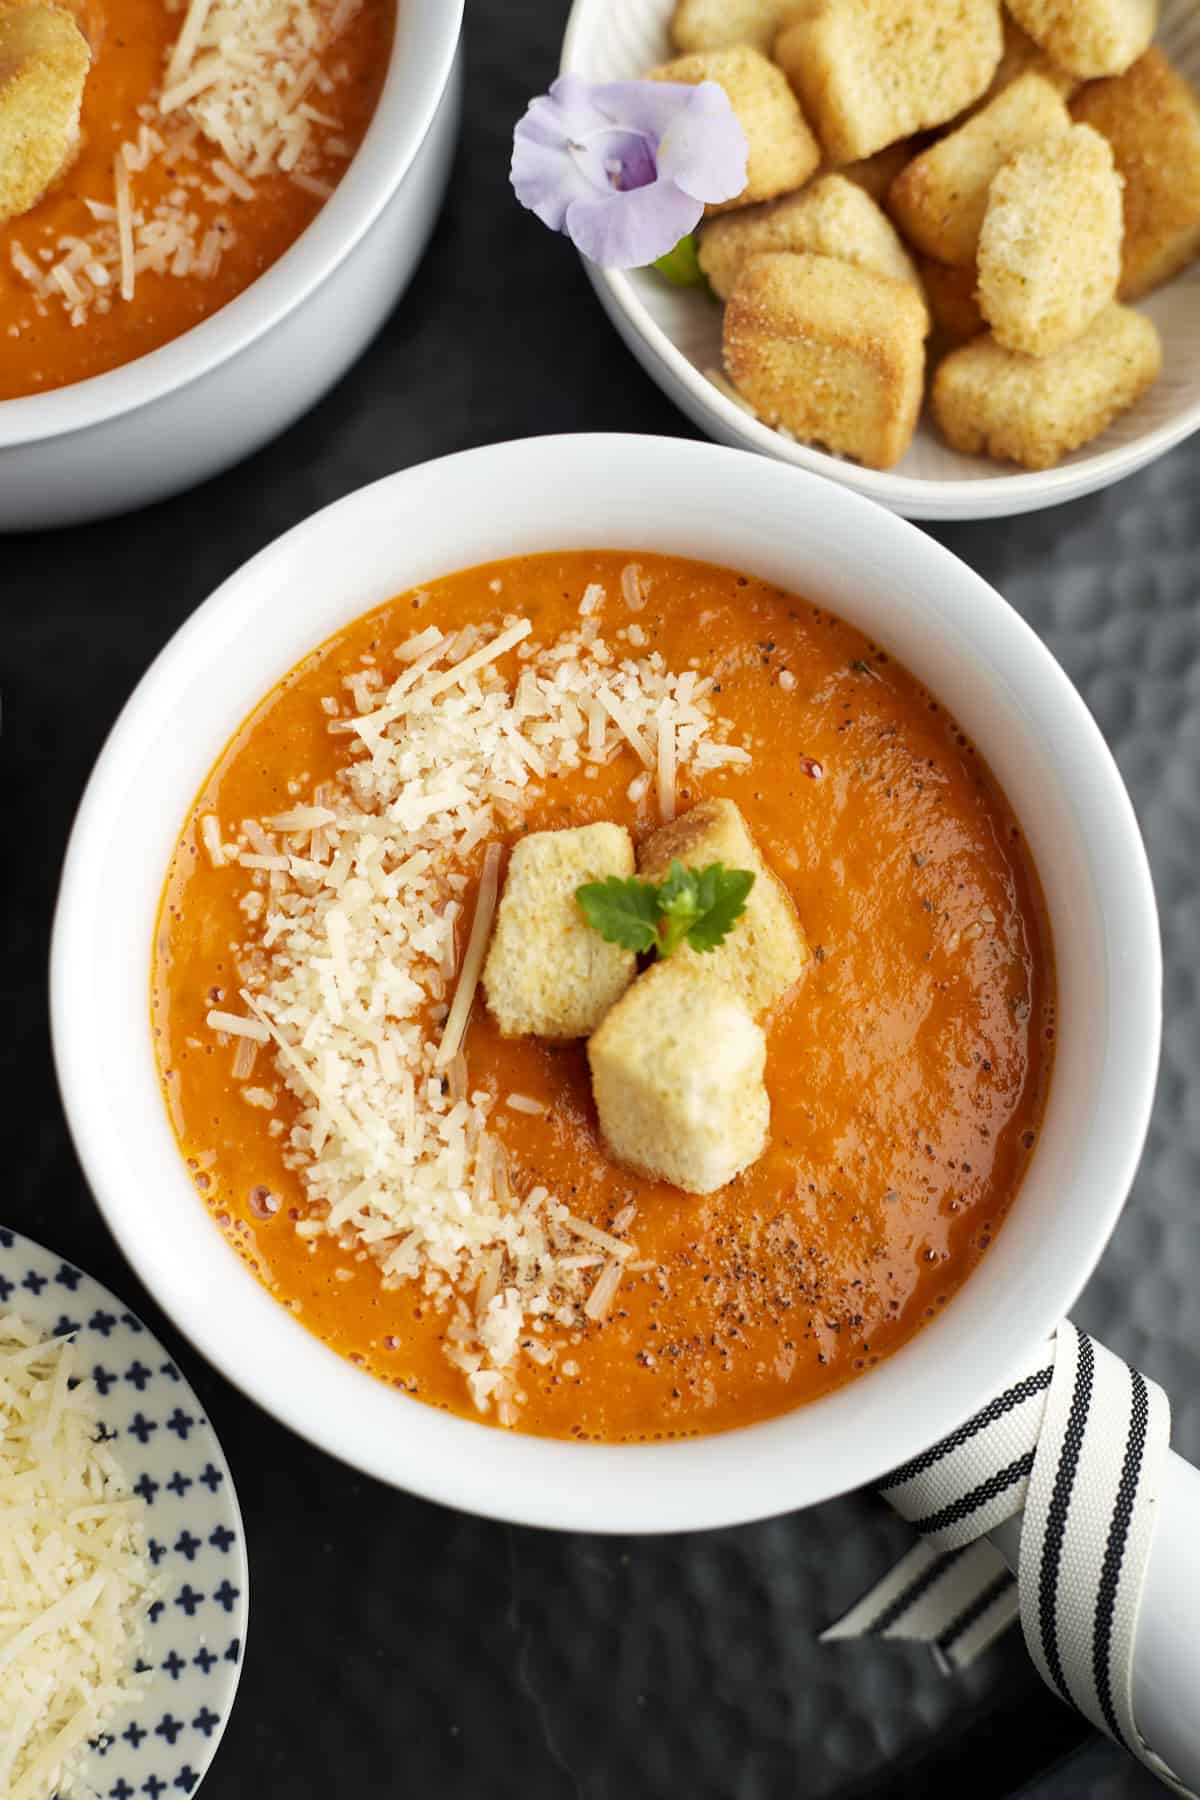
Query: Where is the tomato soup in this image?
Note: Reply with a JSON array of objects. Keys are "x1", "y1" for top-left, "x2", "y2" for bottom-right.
[
  {"x1": 0, "y1": 0, "x2": 392, "y2": 400},
  {"x1": 153, "y1": 553, "x2": 1055, "y2": 1442}
]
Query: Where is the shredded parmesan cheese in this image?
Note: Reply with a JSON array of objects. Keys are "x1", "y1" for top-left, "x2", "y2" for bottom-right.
[
  {"x1": 113, "y1": 155, "x2": 135, "y2": 302},
  {"x1": 583, "y1": 1257, "x2": 624, "y2": 1322},
  {"x1": 0, "y1": 1316, "x2": 155, "y2": 1800},
  {"x1": 212, "y1": 158, "x2": 256, "y2": 201},
  {"x1": 206, "y1": 1008, "x2": 271, "y2": 1041},
  {"x1": 164, "y1": 0, "x2": 215, "y2": 89},
  {"x1": 208, "y1": 594, "x2": 747, "y2": 1421},
  {"x1": 290, "y1": 171, "x2": 333, "y2": 197},
  {"x1": 620, "y1": 563, "x2": 647, "y2": 611},
  {"x1": 595, "y1": 685, "x2": 654, "y2": 767},
  {"x1": 562, "y1": 1216, "x2": 635, "y2": 1261},
  {"x1": 656, "y1": 709, "x2": 676, "y2": 822},
  {"x1": 435, "y1": 842, "x2": 501, "y2": 1068}
]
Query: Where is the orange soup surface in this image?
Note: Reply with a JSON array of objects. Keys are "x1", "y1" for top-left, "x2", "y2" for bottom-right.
[
  {"x1": 154, "y1": 553, "x2": 1055, "y2": 1442},
  {"x1": 0, "y1": 0, "x2": 393, "y2": 400}
]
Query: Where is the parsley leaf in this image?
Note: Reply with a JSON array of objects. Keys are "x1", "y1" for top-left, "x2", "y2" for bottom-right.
[
  {"x1": 685, "y1": 864, "x2": 755, "y2": 952},
  {"x1": 575, "y1": 860, "x2": 755, "y2": 960},
  {"x1": 657, "y1": 859, "x2": 704, "y2": 957},
  {"x1": 575, "y1": 874, "x2": 663, "y2": 954}
]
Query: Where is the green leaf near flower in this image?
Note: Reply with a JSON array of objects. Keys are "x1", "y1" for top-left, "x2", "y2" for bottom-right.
[{"x1": 652, "y1": 233, "x2": 710, "y2": 290}]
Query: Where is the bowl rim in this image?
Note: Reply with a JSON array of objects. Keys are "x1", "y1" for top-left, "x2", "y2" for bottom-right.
[
  {"x1": 0, "y1": 0, "x2": 464, "y2": 449},
  {"x1": 50, "y1": 434, "x2": 1163, "y2": 1533},
  {"x1": 558, "y1": 0, "x2": 1200, "y2": 519}
]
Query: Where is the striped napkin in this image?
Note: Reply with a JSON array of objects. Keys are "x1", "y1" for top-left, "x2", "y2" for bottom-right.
[{"x1": 824, "y1": 1322, "x2": 1191, "y2": 1795}]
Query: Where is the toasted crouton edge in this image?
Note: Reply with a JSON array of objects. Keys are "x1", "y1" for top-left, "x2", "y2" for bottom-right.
[{"x1": 723, "y1": 252, "x2": 927, "y2": 471}]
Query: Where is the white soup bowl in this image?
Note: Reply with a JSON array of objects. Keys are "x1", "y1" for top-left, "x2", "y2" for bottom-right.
[
  {"x1": 0, "y1": 0, "x2": 463, "y2": 529},
  {"x1": 51, "y1": 434, "x2": 1161, "y2": 1532}
]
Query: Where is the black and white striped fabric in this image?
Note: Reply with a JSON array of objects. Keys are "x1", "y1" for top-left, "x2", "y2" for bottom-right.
[{"x1": 824, "y1": 1322, "x2": 1189, "y2": 1795}]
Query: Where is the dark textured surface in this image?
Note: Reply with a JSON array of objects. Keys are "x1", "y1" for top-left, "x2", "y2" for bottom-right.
[{"x1": 3, "y1": 4, "x2": 1197, "y2": 1795}]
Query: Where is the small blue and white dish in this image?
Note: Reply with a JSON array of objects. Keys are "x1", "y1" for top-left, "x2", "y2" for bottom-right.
[{"x1": 0, "y1": 1227, "x2": 248, "y2": 1800}]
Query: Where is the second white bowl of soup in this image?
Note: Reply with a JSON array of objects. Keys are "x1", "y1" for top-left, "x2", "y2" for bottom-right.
[
  {"x1": 51, "y1": 434, "x2": 1160, "y2": 1531},
  {"x1": 0, "y1": 0, "x2": 462, "y2": 528}
]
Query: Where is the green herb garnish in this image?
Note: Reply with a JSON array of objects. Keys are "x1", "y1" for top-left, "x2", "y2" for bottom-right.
[{"x1": 576, "y1": 860, "x2": 754, "y2": 960}]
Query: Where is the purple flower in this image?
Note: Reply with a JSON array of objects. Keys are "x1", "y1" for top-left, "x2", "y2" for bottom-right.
[{"x1": 510, "y1": 73, "x2": 748, "y2": 270}]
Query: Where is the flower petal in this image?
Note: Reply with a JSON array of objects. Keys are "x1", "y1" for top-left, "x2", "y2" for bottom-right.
[
  {"x1": 512, "y1": 75, "x2": 668, "y2": 229},
  {"x1": 565, "y1": 178, "x2": 703, "y2": 270},
  {"x1": 587, "y1": 77, "x2": 708, "y2": 140},
  {"x1": 656, "y1": 80, "x2": 748, "y2": 205},
  {"x1": 511, "y1": 128, "x2": 604, "y2": 230},
  {"x1": 527, "y1": 73, "x2": 618, "y2": 145},
  {"x1": 510, "y1": 73, "x2": 748, "y2": 263}
]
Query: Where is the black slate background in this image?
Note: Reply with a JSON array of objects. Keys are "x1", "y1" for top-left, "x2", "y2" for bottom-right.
[{"x1": 3, "y1": 4, "x2": 1197, "y2": 1796}]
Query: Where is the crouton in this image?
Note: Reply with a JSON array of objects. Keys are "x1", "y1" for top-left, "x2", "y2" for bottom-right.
[
  {"x1": 1004, "y1": 0, "x2": 1157, "y2": 80},
  {"x1": 932, "y1": 304, "x2": 1162, "y2": 468},
  {"x1": 888, "y1": 74, "x2": 1072, "y2": 266},
  {"x1": 588, "y1": 961, "x2": 769, "y2": 1194},
  {"x1": 976, "y1": 124, "x2": 1123, "y2": 356},
  {"x1": 648, "y1": 47, "x2": 819, "y2": 211},
  {"x1": 967, "y1": 14, "x2": 1079, "y2": 112},
  {"x1": 839, "y1": 138, "x2": 919, "y2": 204},
  {"x1": 670, "y1": 0, "x2": 797, "y2": 55},
  {"x1": 0, "y1": 4, "x2": 90, "y2": 225},
  {"x1": 700, "y1": 175, "x2": 926, "y2": 329},
  {"x1": 919, "y1": 255, "x2": 985, "y2": 342},
  {"x1": 1072, "y1": 49, "x2": 1200, "y2": 300},
  {"x1": 723, "y1": 251, "x2": 927, "y2": 469},
  {"x1": 772, "y1": 0, "x2": 1003, "y2": 164},
  {"x1": 482, "y1": 824, "x2": 635, "y2": 1039},
  {"x1": 637, "y1": 797, "x2": 808, "y2": 1017}
]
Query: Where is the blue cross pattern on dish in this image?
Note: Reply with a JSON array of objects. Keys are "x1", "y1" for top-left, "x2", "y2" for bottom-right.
[{"x1": 0, "y1": 1227, "x2": 248, "y2": 1800}]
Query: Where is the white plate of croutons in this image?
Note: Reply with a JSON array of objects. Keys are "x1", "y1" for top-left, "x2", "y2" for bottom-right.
[{"x1": 561, "y1": 0, "x2": 1200, "y2": 518}]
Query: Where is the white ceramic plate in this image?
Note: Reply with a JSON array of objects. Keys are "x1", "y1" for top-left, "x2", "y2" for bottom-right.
[
  {"x1": 560, "y1": 0, "x2": 1200, "y2": 519},
  {"x1": 0, "y1": 1228, "x2": 247, "y2": 1800}
]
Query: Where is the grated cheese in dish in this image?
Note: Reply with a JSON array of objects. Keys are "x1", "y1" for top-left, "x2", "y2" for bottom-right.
[
  {"x1": 9, "y1": 0, "x2": 366, "y2": 326},
  {"x1": 206, "y1": 583, "x2": 751, "y2": 1425},
  {"x1": 0, "y1": 1314, "x2": 156, "y2": 1800}
]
